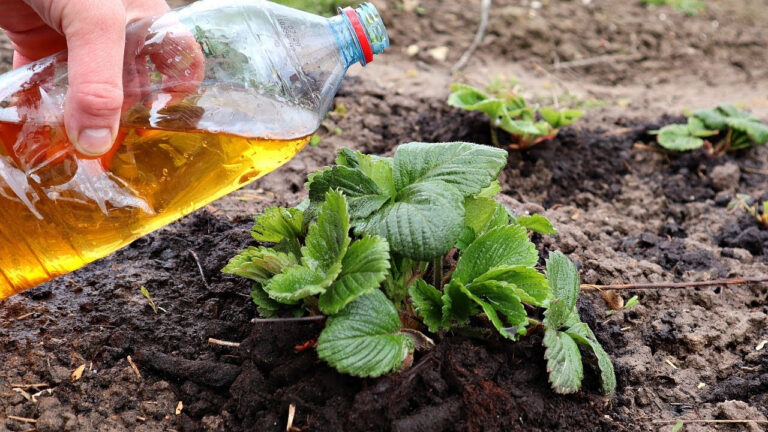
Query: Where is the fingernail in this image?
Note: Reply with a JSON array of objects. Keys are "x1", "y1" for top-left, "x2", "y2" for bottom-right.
[{"x1": 77, "y1": 128, "x2": 114, "y2": 156}]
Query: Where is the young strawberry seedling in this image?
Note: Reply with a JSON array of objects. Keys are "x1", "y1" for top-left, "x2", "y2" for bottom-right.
[
  {"x1": 223, "y1": 142, "x2": 615, "y2": 395},
  {"x1": 641, "y1": 0, "x2": 706, "y2": 16},
  {"x1": 728, "y1": 194, "x2": 768, "y2": 228},
  {"x1": 447, "y1": 83, "x2": 583, "y2": 150},
  {"x1": 653, "y1": 105, "x2": 768, "y2": 154}
]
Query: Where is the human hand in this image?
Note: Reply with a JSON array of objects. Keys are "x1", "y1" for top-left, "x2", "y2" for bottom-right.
[{"x1": 0, "y1": 0, "x2": 172, "y2": 156}]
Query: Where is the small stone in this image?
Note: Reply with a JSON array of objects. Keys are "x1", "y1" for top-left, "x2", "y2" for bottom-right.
[
  {"x1": 37, "y1": 408, "x2": 76, "y2": 432},
  {"x1": 522, "y1": 202, "x2": 545, "y2": 214},
  {"x1": 49, "y1": 366, "x2": 71, "y2": 384},
  {"x1": 709, "y1": 163, "x2": 740, "y2": 191},
  {"x1": 202, "y1": 415, "x2": 226, "y2": 432},
  {"x1": 427, "y1": 46, "x2": 448, "y2": 62},
  {"x1": 721, "y1": 247, "x2": 752, "y2": 261},
  {"x1": 714, "y1": 191, "x2": 732, "y2": 207},
  {"x1": 716, "y1": 400, "x2": 768, "y2": 432},
  {"x1": 681, "y1": 332, "x2": 707, "y2": 353}
]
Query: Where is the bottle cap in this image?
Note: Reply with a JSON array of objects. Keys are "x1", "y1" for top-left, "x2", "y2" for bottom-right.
[{"x1": 340, "y1": 3, "x2": 390, "y2": 65}]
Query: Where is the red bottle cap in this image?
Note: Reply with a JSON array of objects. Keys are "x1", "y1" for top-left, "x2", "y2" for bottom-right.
[{"x1": 341, "y1": 7, "x2": 374, "y2": 65}]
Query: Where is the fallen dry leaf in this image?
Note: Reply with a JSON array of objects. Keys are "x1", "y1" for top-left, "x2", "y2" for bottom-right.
[
  {"x1": 601, "y1": 290, "x2": 624, "y2": 310},
  {"x1": 71, "y1": 364, "x2": 86, "y2": 382}
]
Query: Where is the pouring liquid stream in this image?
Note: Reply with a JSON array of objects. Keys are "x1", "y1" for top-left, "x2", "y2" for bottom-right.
[{"x1": 0, "y1": 121, "x2": 309, "y2": 299}]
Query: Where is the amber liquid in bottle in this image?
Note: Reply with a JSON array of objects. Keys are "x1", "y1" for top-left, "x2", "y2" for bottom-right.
[{"x1": 0, "y1": 121, "x2": 308, "y2": 299}]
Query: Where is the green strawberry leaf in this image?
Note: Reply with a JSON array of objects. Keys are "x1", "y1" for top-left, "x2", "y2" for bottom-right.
[
  {"x1": 456, "y1": 226, "x2": 477, "y2": 251},
  {"x1": 442, "y1": 280, "x2": 478, "y2": 325},
  {"x1": 301, "y1": 189, "x2": 351, "y2": 273},
  {"x1": 717, "y1": 104, "x2": 758, "y2": 121},
  {"x1": 694, "y1": 108, "x2": 728, "y2": 130},
  {"x1": 357, "y1": 153, "x2": 397, "y2": 198},
  {"x1": 318, "y1": 236, "x2": 391, "y2": 315},
  {"x1": 726, "y1": 117, "x2": 768, "y2": 146},
  {"x1": 565, "y1": 322, "x2": 616, "y2": 395},
  {"x1": 251, "y1": 283, "x2": 302, "y2": 317},
  {"x1": 355, "y1": 181, "x2": 465, "y2": 261},
  {"x1": 656, "y1": 124, "x2": 704, "y2": 151},
  {"x1": 464, "y1": 197, "x2": 511, "y2": 236},
  {"x1": 473, "y1": 265, "x2": 551, "y2": 306},
  {"x1": 307, "y1": 166, "x2": 389, "y2": 219},
  {"x1": 543, "y1": 329, "x2": 584, "y2": 394},
  {"x1": 317, "y1": 290, "x2": 414, "y2": 378},
  {"x1": 251, "y1": 207, "x2": 305, "y2": 256},
  {"x1": 543, "y1": 252, "x2": 581, "y2": 329},
  {"x1": 477, "y1": 180, "x2": 502, "y2": 198},
  {"x1": 221, "y1": 246, "x2": 298, "y2": 284},
  {"x1": 516, "y1": 214, "x2": 557, "y2": 235},
  {"x1": 336, "y1": 148, "x2": 360, "y2": 168},
  {"x1": 687, "y1": 117, "x2": 717, "y2": 138},
  {"x1": 409, "y1": 279, "x2": 448, "y2": 332},
  {"x1": 499, "y1": 118, "x2": 545, "y2": 136},
  {"x1": 453, "y1": 225, "x2": 538, "y2": 284},
  {"x1": 463, "y1": 281, "x2": 527, "y2": 338},
  {"x1": 447, "y1": 83, "x2": 491, "y2": 109},
  {"x1": 263, "y1": 263, "x2": 340, "y2": 303},
  {"x1": 540, "y1": 107, "x2": 584, "y2": 128},
  {"x1": 392, "y1": 142, "x2": 508, "y2": 196}
]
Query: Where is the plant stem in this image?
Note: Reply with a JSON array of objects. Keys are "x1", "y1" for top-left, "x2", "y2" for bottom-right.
[
  {"x1": 581, "y1": 276, "x2": 768, "y2": 291},
  {"x1": 527, "y1": 317, "x2": 542, "y2": 327},
  {"x1": 251, "y1": 316, "x2": 325, "y2": 324},
  {"x1": 433, "y1": 257, "x2": 443, "y2": 290},
  {"x1": 490, "y1": 125, "x2": 500, "y2": 148}
]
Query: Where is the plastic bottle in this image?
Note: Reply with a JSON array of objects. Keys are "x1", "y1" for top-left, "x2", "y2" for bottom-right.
[{"x1": 0, "y1": 0, "x2": 389, "y2": 299}]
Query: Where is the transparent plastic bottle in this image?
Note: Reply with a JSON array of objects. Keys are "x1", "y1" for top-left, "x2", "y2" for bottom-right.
[{"x1": 0, "y1": 0, "x2": 389, "y2": 299}]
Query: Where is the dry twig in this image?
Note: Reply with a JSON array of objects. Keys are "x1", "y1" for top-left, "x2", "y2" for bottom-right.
[
  {"x1": 208, "y1": 338, "x2": 241, "y2": 348},
  {"x1": 127, "y1": 355, "x2": 142, "y2": 379},
  {"x1": 742, "y1": 166, "x2": 768, "y2": 176},
  {"x1": 252, "y1": 316, "x2": 326, "y2": 324},
  {"x1": 582, "y1": 276, "x2": 768, "y2": 291},
  {"x1": 10, "y1": 383, "x2": 48, "y2": 389},
  {"x1": 452, "y1": 0, "x2": 491, "y2": 73},
  {"x1": 286, "y1": 404, "x2": 297, "y2": 432},
  {"x1": 188, "y1": 250, "x2": 211, "y2": 290},
  {"x1": 8, "y1": 416, "x2": 37, "y2": 423},
  {"x1": 652, "y1": 419, "x2": 768, "y2": 425}
]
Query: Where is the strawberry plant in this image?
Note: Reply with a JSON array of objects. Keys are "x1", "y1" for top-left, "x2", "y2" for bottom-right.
[
  {"x1": 641, "y1": 0, "x2": 706, "y2": 16},
  {"x1": 728, "y1": 194, "x2": 768, "y2": 228},
  {"x1": 223, "y1": 142, "x2": 615, "y2": 394},
  {"x1": 653, "y1": 105, "x2": 768, "y2": 154},
  {"x1": 447, "y1": 83, "x2": 583, "y2": 150}
]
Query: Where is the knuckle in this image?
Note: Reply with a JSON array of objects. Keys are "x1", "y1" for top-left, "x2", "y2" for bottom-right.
[
  {"x1": 69, "y1": 82, "x2": 124, "y2": 116},
  {"x1": 63, "y1": 0, "x2": 126, "y2": 36}
]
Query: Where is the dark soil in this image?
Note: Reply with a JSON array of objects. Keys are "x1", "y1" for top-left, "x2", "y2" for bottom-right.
[{"x1": 2, "y1": 0, "x2": 768, "y2": 431}]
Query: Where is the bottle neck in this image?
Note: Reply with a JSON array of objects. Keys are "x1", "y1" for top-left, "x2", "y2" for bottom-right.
[
  {"x1": 329, "y1": 4, "x2": 389, "y2": 68},
  {"x1": 329, "y1": 14, "x2": 366, "y2": 68}
]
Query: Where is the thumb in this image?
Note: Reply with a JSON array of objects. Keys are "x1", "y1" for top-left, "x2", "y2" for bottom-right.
[{"x1": 59, "y1": 0, "x2": 127, "y2": 156}]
